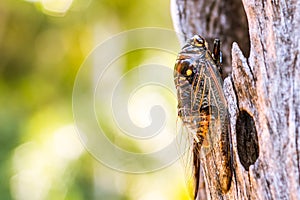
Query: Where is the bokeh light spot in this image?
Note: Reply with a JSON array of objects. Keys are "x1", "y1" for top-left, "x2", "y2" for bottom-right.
[{"x1": 41, "y1": 0, "x2": 74, "y2": 16}]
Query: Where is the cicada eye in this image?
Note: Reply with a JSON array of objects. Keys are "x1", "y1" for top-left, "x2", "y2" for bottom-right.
[
  {"x1": 175, "y1": 60, "x2": 195, "y2": 77},
  {"x1": 192, "y1": 35, "x2": 205, "y2": 47},
  {"x1": 186, "y1": 68, "x2": 193, "y2": 76}
]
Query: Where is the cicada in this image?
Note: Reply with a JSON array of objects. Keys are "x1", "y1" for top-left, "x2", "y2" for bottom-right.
[{"x1": 174, "y1": 35, "x2": 232, "y2": 199}]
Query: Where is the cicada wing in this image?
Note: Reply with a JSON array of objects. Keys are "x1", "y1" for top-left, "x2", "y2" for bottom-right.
[
  {"x1": 175, "y1": 117, "x2": 196, "y2": 198},
  {"x1": 202, "y1": 61, "x2": 228, "y2": 149},
  {"x1": 200, "y1": 61, "x2": 232, "y2": 193}
]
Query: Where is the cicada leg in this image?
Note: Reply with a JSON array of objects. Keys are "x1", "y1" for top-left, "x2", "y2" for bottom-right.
[{"x1": 212, "y1": 39, "x2": 223, "y2": 75}]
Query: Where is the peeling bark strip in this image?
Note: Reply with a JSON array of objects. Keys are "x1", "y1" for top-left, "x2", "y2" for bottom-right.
[{"x1": 171, "y1": 0, "x2": 300, "y2": 199}]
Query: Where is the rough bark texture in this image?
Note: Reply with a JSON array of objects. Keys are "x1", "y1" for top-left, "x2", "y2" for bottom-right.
[{"x1": 171, "y1": 0, "x2": 300, "y2": 199}]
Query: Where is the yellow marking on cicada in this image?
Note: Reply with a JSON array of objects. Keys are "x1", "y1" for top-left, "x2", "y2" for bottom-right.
[
  {"x1": 198, "y1": 112, "x2": 210, "y2": 147},
  {"x1": 192, "y1": 35, "x2": 209, "y2": 49},
  {"x1": 186, "y1": 69, "x2": 193, "y2": 76},
  {"x1": 192, "y1": 35, "x2": 205, "y2": 47}
]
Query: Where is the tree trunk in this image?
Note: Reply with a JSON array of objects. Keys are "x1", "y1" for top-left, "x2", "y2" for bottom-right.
[{"x1": 171, "y1": 0, "x2": 300, "y2": 199}]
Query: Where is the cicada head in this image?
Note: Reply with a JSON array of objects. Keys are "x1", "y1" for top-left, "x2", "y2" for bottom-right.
[
  {"x1": 190, "y1": 35, "x2": 208, "y2": 48},
  {"x1": 181, "y1": 35, "x2": 209, "y2": 52}
]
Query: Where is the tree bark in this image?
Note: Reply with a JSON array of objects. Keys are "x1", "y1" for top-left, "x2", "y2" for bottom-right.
[{"x1": 171, "y1": 0, "x2": 300, "y2": 199}]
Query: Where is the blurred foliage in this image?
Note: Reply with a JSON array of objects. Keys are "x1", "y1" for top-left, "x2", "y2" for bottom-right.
[{"x1": 0, "y1": 0, "x2": 190, "y2": 199}]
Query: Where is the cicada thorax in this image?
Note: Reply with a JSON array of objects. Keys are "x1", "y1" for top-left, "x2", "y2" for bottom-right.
[{"x1": 174, "y1": 35, "x2": 232, "y2": 199}]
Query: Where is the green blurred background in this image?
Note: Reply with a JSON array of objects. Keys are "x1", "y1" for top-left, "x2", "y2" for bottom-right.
[{"x1": 0, "y1": 0, "x2": 191, "y2": 199}]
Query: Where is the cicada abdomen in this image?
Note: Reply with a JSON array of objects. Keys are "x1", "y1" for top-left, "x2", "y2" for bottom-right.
[{"x1": 174, "y1": 35, "x2": 232, "y2": 199}]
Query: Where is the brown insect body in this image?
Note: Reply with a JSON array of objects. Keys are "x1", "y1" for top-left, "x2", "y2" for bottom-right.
[{"x1": 174, "y1": 35, "x2": 232, "y2": 199}]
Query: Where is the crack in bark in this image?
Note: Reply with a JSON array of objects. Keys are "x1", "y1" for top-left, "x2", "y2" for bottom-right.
[
  {"x1": 228, "y1": 117, "x2": 239, "y2": 200},
  {"x1": 230, "y1": 76, "x2": 240, "y2": 111},
  {"x1": 261, "y1": 166, "x2": 272, "y2": 200},
  {"x1": 293, "y1": 51, "x2": 300, "y2": 185},
  {"x1": 296, "y1": 122, "x2": 300, "y2": 185},
  {"x1": 247, "y1": 172, "x2": 252, "y2": 200},
  {"x1": 247, "y1": 62, "x2": 255, "y2": 84}
]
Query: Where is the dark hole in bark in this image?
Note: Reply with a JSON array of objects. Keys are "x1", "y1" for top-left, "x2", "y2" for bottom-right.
[{"x1": 236, "y1": 110, "x2": 259, "y2": 170}]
